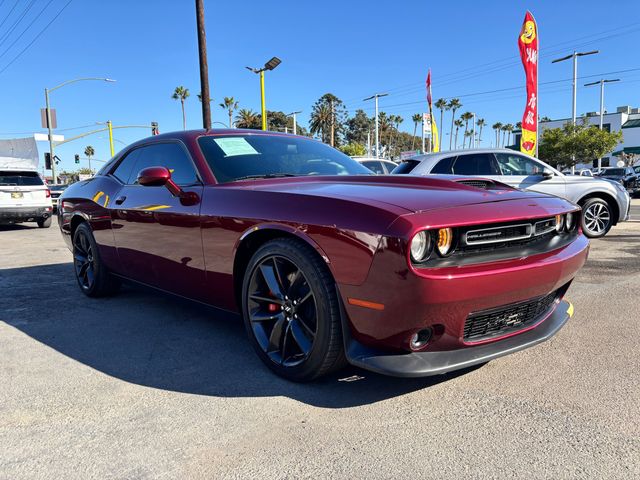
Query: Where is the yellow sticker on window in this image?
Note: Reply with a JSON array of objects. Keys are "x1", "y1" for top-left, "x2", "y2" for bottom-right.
[{"x1": 213, "y1": 137, "x2": 259, "y2": 157}]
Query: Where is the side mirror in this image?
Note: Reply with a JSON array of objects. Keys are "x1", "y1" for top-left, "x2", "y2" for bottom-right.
[
  {"x1": 137, "y1": 166, "x2": 199, "y2": 205},
  {"x1": 542, "y1": 168, "x2": 554, "y2": 179}
]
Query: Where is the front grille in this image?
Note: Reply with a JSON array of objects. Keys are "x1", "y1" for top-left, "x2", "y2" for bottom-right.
[{"x1": 463, "y1": 290, "x2": 560, "y2": 342}]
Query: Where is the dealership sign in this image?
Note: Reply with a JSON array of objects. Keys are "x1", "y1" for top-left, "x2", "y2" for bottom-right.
[{"x1": 518, "y1": 11, "x2": 538, "y2": 156}]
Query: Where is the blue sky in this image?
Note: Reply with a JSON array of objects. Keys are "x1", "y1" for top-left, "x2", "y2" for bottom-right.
[{"x1": 0, "y1": 0, "x2": 639, "y2": 173}]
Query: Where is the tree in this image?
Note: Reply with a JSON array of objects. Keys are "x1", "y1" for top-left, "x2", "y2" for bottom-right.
[
  {"x1": 309, "y1": 93, "x2": 347, "y2": 146},
  {"x1": 411, "y1": 113, "x2": 422, "y2": 150},
  {"x1": 476, "y1": 118, "x2": 486, "y2": 146},
  {"x1": 447, "y1": 98, "x2": 462, "y2": 150},
  {"x1": 460, "y1": 112, "x2": 473, "y2": 148},
  {"x1": 453, "y1": 119, "x2": 463, "y2": 149},
  {"x1": 339, "y1": 143, "x2": 366, "y2": 156},
  {"x1": 464, "y1": 130, "x2": 473, "y2": 148},
  {"x1": 540, "y1": 116, "x2": 552, "y2": 122},
  {"x1": 84, "y1": 145, "x2": 95, "y2": 172},
  {"x1": 538, "y1": 121, "x2": 622, "y2": 168},
  {"x1": 504, "y1": 123, "x2": 514, "y2": 146},
  {"x1": 434, "y1": 98, "x2": 448, "y2": 146},
  {"x1": 492, "y1": 122, "x2": 503, "y2": 147},
  {"x1": 219, "y1": 96, "x2": 239, "y2": 128},
  {"x1": 345, "y1": 109, "x2": 373, "y2": 145},
  {"x1": 172, "y1": 86, "x2": 190, "y2": 130},
  {"x1": 500, "y1": 125, "x2": 508, "y2": 147},
  {"x1": 197, "y1": 92, "x2": 213, "y2": 103},
  {"x1": 235, "y1": 109, "x2": 260, "y2": 129}
]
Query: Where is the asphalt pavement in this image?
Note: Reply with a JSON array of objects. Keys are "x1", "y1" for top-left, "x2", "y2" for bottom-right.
[{"x1": 1, "y1": 201, "x2": 639, "y2": 479}]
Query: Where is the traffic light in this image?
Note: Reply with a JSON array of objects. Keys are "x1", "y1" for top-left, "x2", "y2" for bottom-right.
[
  {"x1": 74, "y1": 154, "x2": 80, "y2": 164},
  {"x1": 151, "y1": 122, "x2": 159, "y2": 135},
  {"x1": 44, "y1": 152, "x2": 51, "y2": 170}
]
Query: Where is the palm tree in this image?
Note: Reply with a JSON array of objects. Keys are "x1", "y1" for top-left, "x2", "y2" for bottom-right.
[
  {"x1": 476, "y1": 118, "x2": 486, "y2": 147},
  {"x1": 460, "y1": 112, "x2": 473, "y2": 148},
  {"x1": 235, "y1": 109, "x2": 259, "y2": 129},
  {"x1": 197, "y1": 92, "x2": 213, "y2": 103},
  {"x1": 219, "y1": 96, "x2": 239, "y2": 128},
  {"x1": 504, "y1": 123, "x2": 514, "y2": 146},
  {"x1": 434, "y1": 98, "x2": 448, "y2": 147},
  {"x1": 309, "y1": 104, "x2": 333, "y2": 143},
  {"x1": 453, "y1": 119, "x2": 463, "y2": 149},
  {"x1": 447, "y1": 98, "x2": 461, "y2": 150},
  {"x1": 500, "y1": 125, "x2": 508, "y2": 147},
  {"x1": 411, "y1": 113, "x2": 421, "y2": 150},
  {"x1": 172, "y1": 86, "x2": 190, "y2": 130},
  {"x1": 492, "y1": 122, "x2": 503, "y2": 147},
  {"x1": 515, "y1": 121, "x2": 522, "y2": 130},
  {"x1": 84, "y1": 145, "x2": 95, "y2": 173},
  {"x1": 464, "y1": 130, "x2": 474, "y2": 148}
]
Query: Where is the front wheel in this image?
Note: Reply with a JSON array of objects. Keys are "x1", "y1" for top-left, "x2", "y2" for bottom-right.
[
  {"x1": 72, "y1": 222, "x2": 120, "y2": 297},
  {"x1": 581, "y1": 198, "x2": 613, "y2": 238},
  {"x1": 241, "y1": 238, "x2": 345, "y2": 382}
]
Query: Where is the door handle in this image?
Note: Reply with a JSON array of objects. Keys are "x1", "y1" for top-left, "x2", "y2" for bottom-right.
[{"x1": 115, "y1": 196, "x2": 127, "y2": 205}]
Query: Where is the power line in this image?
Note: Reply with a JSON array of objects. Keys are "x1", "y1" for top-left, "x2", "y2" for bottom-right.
[
  {"x1": 0, "y1": 0, "x2": 57, "y2": 60},
  {"x1": 0, "y1": 0, "x2": 20, "y2": 32},
  {"x1": 0, "y1": 0, "x2": 38, "y2": 47},
  {"x1": 0, "y1": 0, "x2": 74, "y2": 75}
]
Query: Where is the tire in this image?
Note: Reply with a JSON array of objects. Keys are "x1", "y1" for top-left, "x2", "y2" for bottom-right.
[
  {"x1": 241, "y1": 238, "x2": 346, "y2": 382},
  {"x1": 37, "y1": 216, "x2": 52, "y2": 228},
  {"x1": 72, "y1": 222, "x2": 120, "y2": 297},
  {"x1": 581, "y1": 197, "x2": 613, "y2": 238}
]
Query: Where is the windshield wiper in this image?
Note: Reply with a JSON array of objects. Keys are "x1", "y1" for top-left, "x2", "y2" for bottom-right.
[{"x1": 233, "y1": 173, "x2": 299, "y2": 182}]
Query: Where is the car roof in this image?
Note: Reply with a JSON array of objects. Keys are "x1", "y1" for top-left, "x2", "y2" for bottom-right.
[{"x1": 406, "y1": 148, "x2": 522, "y2": 162}]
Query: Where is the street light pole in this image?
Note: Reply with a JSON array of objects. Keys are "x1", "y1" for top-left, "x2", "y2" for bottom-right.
[
  {"x1": 287, "y1": 111, "x2": 302, "y2": 135},
  {"x1": 585, "y1": 78, "x2": 620, "y2": 171},
  {"x1": 246, "y1": 57, "x2": 282, "y2": 131},
  {"x1": 43, "y1": 77, "x2": 115, "y2": 183},
  {"x1": 363, "y1": 93, "x2": 388, "y2": 158},
  {"x1": 552, "y1": 50, "x2": 599, "y2": 125}
]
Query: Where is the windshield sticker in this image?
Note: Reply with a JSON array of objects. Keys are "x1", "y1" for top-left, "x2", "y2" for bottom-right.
[{"x1": 213, "y1": 137, "x2": 260, "y2": 157}]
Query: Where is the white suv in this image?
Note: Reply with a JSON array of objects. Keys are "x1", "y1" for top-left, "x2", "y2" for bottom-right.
[{"x1": 0, "y1": 170, "x2": 53, "y2": 228}]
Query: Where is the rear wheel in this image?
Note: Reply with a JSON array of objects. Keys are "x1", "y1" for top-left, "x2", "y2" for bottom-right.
[
  {"x1": 241, "y1": 238, "x2": 345, "y2": 381},
  {"x1": 72, "y1": 222, "x2": 120, "y2": 297},
  {"x1": 581, "y1": 198, "x2": 613, "y2": 238},
  {"x1": 37, "y1": 217, "x2": 52, "y2": 228}
]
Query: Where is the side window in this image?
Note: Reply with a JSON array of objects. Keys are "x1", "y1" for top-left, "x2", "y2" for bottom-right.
[
  {"x1": 495, "y1": 153, "x2": 543, "y2": 176},
  {"x1": 452, "y1": 154, "x2": 499, "y2": 175},
  {"x1": 111, "y1": 150, "x2": 140, "y2": 183},
  {"x1": 431, "y1": 156, "x2": 456, "y2": 174},
  {"x1": 128, "y1": 143, "x2": 198, "y2": 185},
  {"x1": 362, "y1": 161, "x2": 385, "y2": 174}
]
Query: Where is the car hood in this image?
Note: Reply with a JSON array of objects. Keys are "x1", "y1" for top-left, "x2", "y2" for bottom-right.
[{"x1": 228, "y1": 175, "x2": 554, "y2": 214}]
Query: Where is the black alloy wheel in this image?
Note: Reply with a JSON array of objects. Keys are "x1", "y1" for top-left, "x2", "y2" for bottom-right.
[
  {"x1": 72, "y1": 222, "x2": 120, "y2": 297},
  {"x1": 242, "y1": 238, "x2": 345, "y2": 381}
]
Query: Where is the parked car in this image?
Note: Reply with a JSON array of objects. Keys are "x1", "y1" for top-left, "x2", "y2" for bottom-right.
[
  {"x1": 393, "y1": 149, "x2": 631, "y2": 238},
  {"x1": 352, "y1": 156, "x2": 397, "y2": 174},
  {"x1": 595, "y1": 167, "x2": 639, "y2": 195},
  {"x1": 58, "y1": 130, "x2": 587, "y2": 381},
  {"x1": 561, "y1": 169, "x2": 593, "y2": 177},
  {"x1": 49, "y1": 184, "x2": 70, "y2": 212},
  {"x1": 0, "y1": 169, "x2": 53, "y2": 227}
]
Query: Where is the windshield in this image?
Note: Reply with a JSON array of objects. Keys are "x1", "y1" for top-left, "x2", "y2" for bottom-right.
[
  {"x1": 599, "y1": 168, "x2": 625, "y2": 176},
  {"x1": 197, "y1": 134, "x2": 371, "y2": 183},
  {"x1": 391, "y1": 160, "x2": 420, "y2": 174},
  {"x1": 0, "y1": 171, "x2": 44, "y2": 186}
]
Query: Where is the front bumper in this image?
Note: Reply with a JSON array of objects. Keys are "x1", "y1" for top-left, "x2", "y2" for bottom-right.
[
  {"x1": 0, "y1": 206, "x2": 52, "y2": 222},
  {"x1": 345, "y1": 300, "x2": 573, "y2": 377}
]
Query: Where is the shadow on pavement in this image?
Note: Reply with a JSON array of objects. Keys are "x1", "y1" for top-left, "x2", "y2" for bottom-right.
[{"x1": 0, "y1": 263, "x2": 477, "y2": 408}]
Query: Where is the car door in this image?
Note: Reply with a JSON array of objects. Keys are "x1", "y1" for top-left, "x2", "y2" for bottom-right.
[
  {"x1": 109, "y1": 141, "x2": 207, "y2": 300},
  {"x1": 494, "y1": 152, "x2": 566, "y2": 197}
]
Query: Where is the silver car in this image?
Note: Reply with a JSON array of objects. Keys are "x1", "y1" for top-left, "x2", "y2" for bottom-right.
[{"x1": 393, "y1": 148, "x2": 631, "y2": 238}]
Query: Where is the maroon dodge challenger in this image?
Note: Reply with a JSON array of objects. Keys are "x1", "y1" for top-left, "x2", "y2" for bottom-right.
[{"x1": 58, "y1": 130, "x2": 589, "y2": 381}]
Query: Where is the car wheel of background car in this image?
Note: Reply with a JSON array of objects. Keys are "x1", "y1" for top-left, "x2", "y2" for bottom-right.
[
  {"x1": 72, "y1": 222, "x2": 121, "y2": 297},
  {"x1": 37, "y1": 217, "x2": 52, "y2": 228},
  {"x1": 581, "y1": 198, "x2": 613, "y2": 238},
  {"x1": 242, "y1": 238, "x2": 346, "y2": 382}
]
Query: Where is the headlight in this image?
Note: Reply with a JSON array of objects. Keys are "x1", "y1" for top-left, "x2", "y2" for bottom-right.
[
  {"x1": 565, "y1": 212, "x2": 576, "y2": 231},
  {"x1": 410, "y1": 231, "x2": 432, "y2": 262},
  {"x1": 555, "y1": 214, "x2": 565, "y2": 232},
  {"x1": 436, "y1": 228, "x2": 454, "y2": 256}
]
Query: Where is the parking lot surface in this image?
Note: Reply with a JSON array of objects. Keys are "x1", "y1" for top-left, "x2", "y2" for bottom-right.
[{"x1": 1, "y1": 201, "x2": 639, "y2": 479}]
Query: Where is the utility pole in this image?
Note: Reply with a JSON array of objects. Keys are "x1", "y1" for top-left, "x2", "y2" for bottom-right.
[
  {"x1": 44, "y1": 87, "x2": 56, "y2": 183},
  {"x1": 472, "y1": 112, "x2": 476, "y2": 148},
  {"x1": 367, "y1": 130, "x2": 371, "y2": 156},
  {"x1": 287, "y1": 111, "x2": 302, "y2": 135},
  {"x1": 329, "y1": 98, "x2": 335, "y2": 147},
  {"x1": 585, "y1": 78, "x2": 620, "y2": 171},
  {"x1": 363, "y1": 93, "x2": 388, "y2": 158},
  {"x1": 421, "y1": 114, "x2": 426, "y2": 153},
  {"x1": 196, "y1": 0, "x2": 211, "y2": 129},
  {"x1": 552, "y1": 50, "x2": 599, "y2": 125}
]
